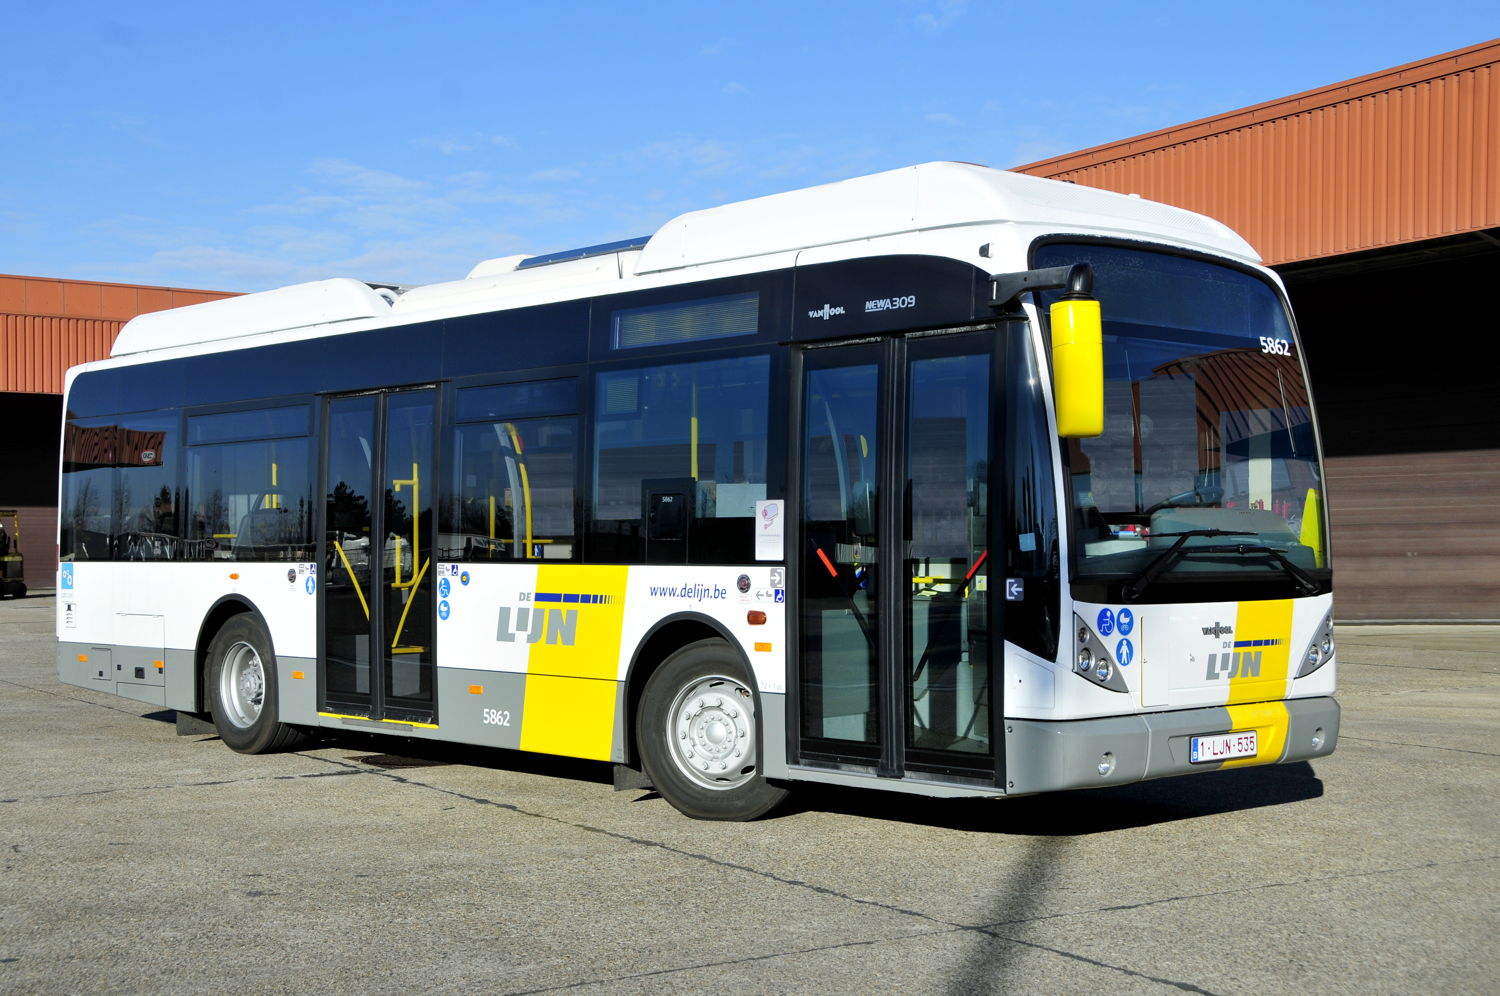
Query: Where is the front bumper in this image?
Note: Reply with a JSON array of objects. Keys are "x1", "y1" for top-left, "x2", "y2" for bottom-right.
[{"x1": 1004, "y1": 696, "x2": 1339, "y2": 796}]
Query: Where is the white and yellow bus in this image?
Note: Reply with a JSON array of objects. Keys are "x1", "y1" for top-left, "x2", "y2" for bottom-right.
[{"x1": 56, "y1": 163, "x2": 1338, "y2": 819}]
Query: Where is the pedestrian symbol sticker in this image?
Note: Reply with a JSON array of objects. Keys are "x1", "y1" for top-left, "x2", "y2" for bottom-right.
[{"x1": 1116, "y1": 638, "x2": 1134, "y2": 666}]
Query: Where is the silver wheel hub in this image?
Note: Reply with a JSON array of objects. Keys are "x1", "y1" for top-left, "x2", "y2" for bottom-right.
[
  {"x1": 667, "y1": 676, "x2": 756, "y2": 791},
  {"x1": 220, "y1": 641, "x2": 265, "y2": 729}
]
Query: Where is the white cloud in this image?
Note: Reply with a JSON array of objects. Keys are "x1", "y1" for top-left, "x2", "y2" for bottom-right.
[
  {"x1": 627, "y1": 138, "x2": 740, "y2": 177},
  {"x1": 722, "y1": 81, "x2": 751, "y2": 96},
  {"x1": 926, "y1": 112, "x2": 962, "y2": 127},
  {"x1": 411, "y1": 133, "x2": 518, "y2": 155},
  {"x1": 915, "y1": 0, "x2": 969, "y2": 31}
]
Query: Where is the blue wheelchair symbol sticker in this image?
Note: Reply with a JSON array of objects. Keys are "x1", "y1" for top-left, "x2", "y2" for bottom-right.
[
  {"x1": 1115, "y1": 638, "x2": 1134, "y2": 666},
  {"x1": 1117, "y1": 607, "x2": 1134, "y2": 636},
  {"x1": 439, "y1": 577, "x2": 451, "y2": 598},
  {"x1": 1096, "y1": 608, "x2": 1115, "y2": 636}
]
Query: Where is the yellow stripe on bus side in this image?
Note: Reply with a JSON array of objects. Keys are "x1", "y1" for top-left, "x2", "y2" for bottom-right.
[
  {"x1": 526, "y1": 564, "x2": 629, "y2": 682},
  {"x1": 519, "y1": 674, "x2": 616, "y2": 760},
  {"x1": 1228, "y1": 598, "x2": 1293, "y2": 706},
  {"x1": 1223, "y1": 598, "x2": 1294, "y2": 767},
  {"x1": 516, "y1": 564, "x2": 629, "y2": 761}
]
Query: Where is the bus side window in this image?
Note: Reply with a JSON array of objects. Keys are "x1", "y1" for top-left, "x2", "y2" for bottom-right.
[
  {"x1": 591, "y1": 353, "x2": 770, "y2": 564},
  {"x1": 184, "y1": 406, "x2": 314, "y2": 562},
  {"x1": 443, "y1": 417, "x2": 578, "y2": 562}
]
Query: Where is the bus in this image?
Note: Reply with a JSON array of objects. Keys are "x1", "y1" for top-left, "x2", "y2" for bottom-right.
[{"x1": 56, "y1": 162, "x2": 1338, "y2": 820}]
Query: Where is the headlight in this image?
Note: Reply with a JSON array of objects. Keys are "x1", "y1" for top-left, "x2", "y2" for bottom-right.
[
  {"x1": 1072, "y1": 613, "x2": 1129, "y2": 693},
  {"x1": 1295, "y1": 609, "x2": 1335, "y2": 678}
]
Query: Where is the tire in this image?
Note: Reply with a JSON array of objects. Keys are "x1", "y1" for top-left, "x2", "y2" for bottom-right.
[
  {"x1": 636, "y1": 639, "x2": 788, "y2": 821},
  {"x1": 206, "y1": 614, "x2": 307, "y2": 753}
]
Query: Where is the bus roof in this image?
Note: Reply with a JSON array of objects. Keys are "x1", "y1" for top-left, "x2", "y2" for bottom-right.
[{"x1": 111, "y1": 162, "x2": 1256, "y2": 358}]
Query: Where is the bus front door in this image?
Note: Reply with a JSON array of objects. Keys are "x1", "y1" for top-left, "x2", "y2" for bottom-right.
[
  {"x1": 321, "y1": 389, "x2": 438, "y2": 725},
  {"x1": 797, "y1": 332, "x2": 998, "y2": 780}
]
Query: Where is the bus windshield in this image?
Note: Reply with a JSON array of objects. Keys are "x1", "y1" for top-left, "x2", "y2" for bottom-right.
[{"x1": 1035, "y1": 243, "x2": 1329, "y2": 587}]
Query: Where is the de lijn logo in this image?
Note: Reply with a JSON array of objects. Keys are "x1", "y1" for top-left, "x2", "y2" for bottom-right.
[{"x1": 496, "y1": 606, "x2": 578, "y2": 646}]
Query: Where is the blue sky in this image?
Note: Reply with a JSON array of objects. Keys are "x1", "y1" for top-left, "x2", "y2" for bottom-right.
[{"x1": 3, "y1": 1, "x2": 1496, "y2": 292}]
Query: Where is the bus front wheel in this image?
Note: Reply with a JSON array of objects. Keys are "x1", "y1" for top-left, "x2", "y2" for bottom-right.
[
  {"x1": 206, "y1": 614, "x2": 307, "y2": 754},
  {"x1": 636, "y1": 639, "x2": 788, "y2": 821}
]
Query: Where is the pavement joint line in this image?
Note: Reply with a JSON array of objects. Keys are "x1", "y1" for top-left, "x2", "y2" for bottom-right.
[
  {"x1": 0, "y1": 735, "x2": 1269, "y2": 994},
  {"x1": 290, "y1": 754, "x2": 1350, "y2": 996},
  {"x1": 968, "y1": 852, "x2": 1500, "y2": 931},
  {"x1": 302, "y1": 753, "x2": 956, "y2": 927},
  {"x1": 1337, "y1": 735, "x2": 1500, "y2": 757},
  {"x1": 496, "y1": 927, "x2": 955, "y2": 996},
  {"x1": 0, "y1": 675, "x2": 164, "y2": 719},
  {"x1": 964, "y1": 932, "x2": 1221, "y2": 995},
  {"x1": 0, "y1": 766, "x2": 367, "y2": 805},
  {"x1": 1342, "y1": 660, "x2": 1500, "y2": 673}
]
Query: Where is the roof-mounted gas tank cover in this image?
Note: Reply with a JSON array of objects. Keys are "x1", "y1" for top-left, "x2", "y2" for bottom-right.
[{"x1": 110, "y1": 277, "x2": 397, "y2": 357}]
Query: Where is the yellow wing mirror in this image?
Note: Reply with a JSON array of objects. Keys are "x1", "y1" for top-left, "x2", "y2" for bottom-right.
[{"x1": 991, "y1": 262, "x2": 1104, "y2": 437}]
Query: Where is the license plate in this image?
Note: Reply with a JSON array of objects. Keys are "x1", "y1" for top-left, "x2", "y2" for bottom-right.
[{"x1": 1190, "y1": 730, "x2": 1258, "y2": 764}]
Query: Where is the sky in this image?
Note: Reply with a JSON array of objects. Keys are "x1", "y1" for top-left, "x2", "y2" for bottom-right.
[{"x1": 3, "y1": 1, "x2": 1497, "y2": 293}]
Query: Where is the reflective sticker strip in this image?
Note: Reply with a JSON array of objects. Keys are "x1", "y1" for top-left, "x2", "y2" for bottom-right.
[
  {"x1": 519, "y1": 564, "x2": 630, "y2": 761},
  {"x1": 518, "y1": 674, "x2": 615, "y2": 760},
  {"x1": 317, "y1": 711, "x2": 441, "y2": 730},
  {"x1": 1222, "y1": 700, "x2": 1290, "y2": 769}
]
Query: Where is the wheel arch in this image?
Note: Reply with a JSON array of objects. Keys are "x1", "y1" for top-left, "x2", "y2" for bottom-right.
[
  {"x1": 621, "y1": 612, "x2": 756, "y2": 769},
  {"x1": 193, "y1": 595, "x2": 272, "y2": 713}
]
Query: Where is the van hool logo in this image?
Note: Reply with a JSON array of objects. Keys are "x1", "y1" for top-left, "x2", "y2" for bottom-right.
[
  {"x1": 1202, "y1": 622, "x2": 1234, "y2": 638},
  {"x1": 808, "y1": 303, "x2": 846, "y2": 320}
]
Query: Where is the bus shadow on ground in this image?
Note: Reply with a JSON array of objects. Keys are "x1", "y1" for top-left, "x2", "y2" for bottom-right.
[
  {"x1": 146, "y1": 709, "x2": 1321, "y2": 833},
  {"x1": 146, "y1": 710, "x2": 619, "y2": 785},
  {"x1": 774, "y1": 762, "x2": 1325, "y2": 835}
]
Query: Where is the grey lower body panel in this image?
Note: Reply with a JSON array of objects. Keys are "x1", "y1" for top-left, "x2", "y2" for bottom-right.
[
  {"x1": 58, "y1": 641, "x2": 170, "y2": 708},
  {"x1": 1004, "y1": 697, "x2": 1339, "y2": 797}
]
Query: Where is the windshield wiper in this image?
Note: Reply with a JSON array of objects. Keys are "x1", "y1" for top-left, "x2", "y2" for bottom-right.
[
  {"x1": 1121, "y1": 529, "x2": 1254, "y2": 600},
  {"x1": 1123, "y1": 530, "x2": 1321, "y2": 600}
]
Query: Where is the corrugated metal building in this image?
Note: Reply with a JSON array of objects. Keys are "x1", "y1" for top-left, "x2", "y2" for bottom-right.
[
  {"x1": 1016, "y1": 38, "x2": 1500, "y2": 620},
  {"x1": 1, "y1": 275, "x2": 236, "y2": 591}
]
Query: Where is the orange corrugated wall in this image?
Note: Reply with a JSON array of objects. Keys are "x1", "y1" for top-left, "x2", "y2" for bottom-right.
[
  {"x1": 1014, "y1": 39, "x2": 1500, "y2": 266},
  {"x1": 0, "y1": 274, "x2": 236, "y2": 394}
]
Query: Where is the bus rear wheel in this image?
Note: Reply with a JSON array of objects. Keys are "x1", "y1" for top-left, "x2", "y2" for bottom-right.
[
  {"x1": 206, "y1": 614, "x2": 307, "y2": 754},
  {"x1": 636, "y1": 640, "x2": 788, "y2": 821}
]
